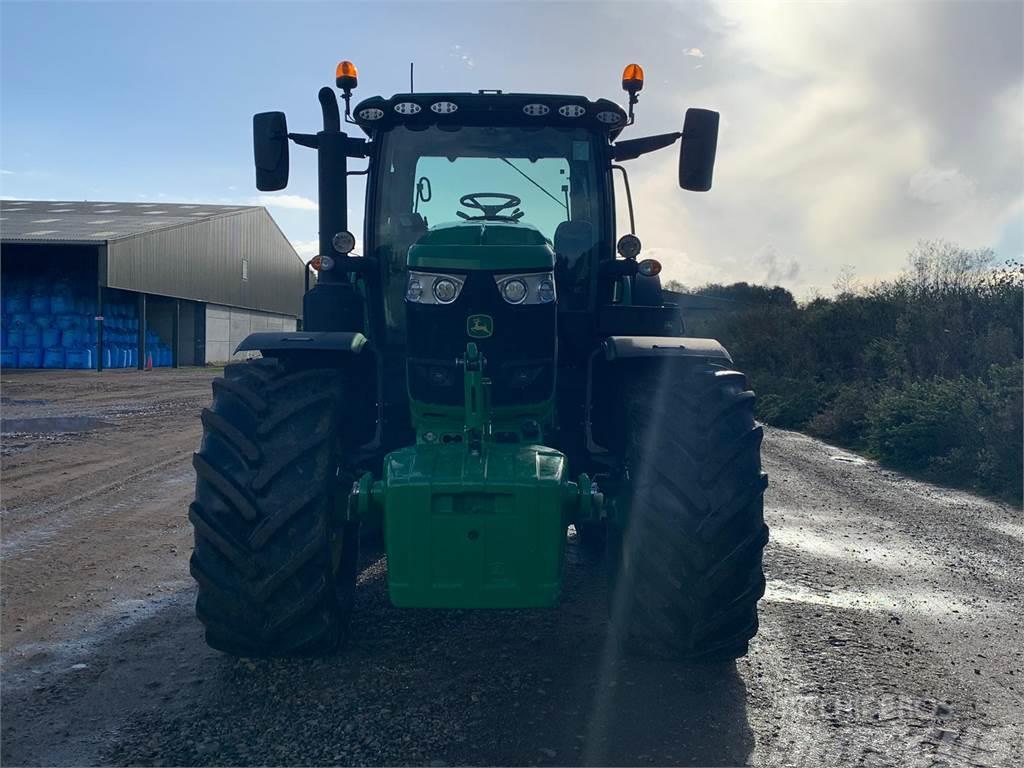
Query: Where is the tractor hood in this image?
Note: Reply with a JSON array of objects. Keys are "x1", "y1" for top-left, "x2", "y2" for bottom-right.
[{"x1": 408, "y1": 221, "x2": 555, "y2": 272}]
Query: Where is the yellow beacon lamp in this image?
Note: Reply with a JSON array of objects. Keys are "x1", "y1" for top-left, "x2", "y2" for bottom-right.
[
  {"x1": 336, "y1": 60, "x2": 359, "y2": 119},
  {"x1": 621, "y1": 63, "x2": 644, "y2": 124}
]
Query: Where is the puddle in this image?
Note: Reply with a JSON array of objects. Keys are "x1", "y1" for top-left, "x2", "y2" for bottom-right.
[
  {"x1": 769, "y1": 522, "x2": 940, "y2": 571},
  {"x1": 765, "y1": 579, "x2": 984, "y2": 618},
  {"x1": 1, "y1": 416, "x2": 112, "y2": 435},
  {"x1": 830, "y1": 454, "x2": 867, "y2": 465}
]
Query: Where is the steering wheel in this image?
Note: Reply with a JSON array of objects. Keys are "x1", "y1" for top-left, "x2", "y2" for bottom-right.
[{"x1": 458, "y1": 192, "x2": 522, "y2": 220}]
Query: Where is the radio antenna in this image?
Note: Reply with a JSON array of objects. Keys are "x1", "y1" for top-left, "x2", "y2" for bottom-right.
[{"x1": 410, "y1": 62, "x2": 415, "y2": 93}]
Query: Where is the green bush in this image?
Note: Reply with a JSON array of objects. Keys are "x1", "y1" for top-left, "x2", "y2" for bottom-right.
[
  {"x1": 694, "y1": 243, "x2": 1022, "y2": 503},
  {"x1": 806, "y1": 384, "x2": 875, "y2": 447},
  {"x1": 866, "y1": 376, "x2": 983, "y2": 473}
]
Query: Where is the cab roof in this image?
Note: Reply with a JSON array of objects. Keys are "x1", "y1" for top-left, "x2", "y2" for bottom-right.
[{"x1": 351, "y1": 92, "x2": 628, "y2": 140}]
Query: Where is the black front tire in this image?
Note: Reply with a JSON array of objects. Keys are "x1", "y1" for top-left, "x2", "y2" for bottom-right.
[
  {"x1": 189, "y1": 357, "x2": 359, "y2": 656},
  {"x1": 609, "y1": 359, "x2": 769, "y2": 661}
]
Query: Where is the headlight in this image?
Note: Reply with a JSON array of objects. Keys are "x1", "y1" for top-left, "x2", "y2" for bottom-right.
[
  {"x1": 406, "y1": 271, "x2": 465, "y2": 305},
  {"x1": 406, "y1": 276, "x2": 423, "y2": 302},
  {"x1": 495, "y1": 272, "x2": 557, "y2": 305},
  {"x1": 501, "y1": 279, "x2": 528, "y2": 304},
  {"x1": 433, "y1": 278, "x2": 459, "y2": 304},
  {"x1": 537, "y1": 277, "x2": 556, "y2": 303}
]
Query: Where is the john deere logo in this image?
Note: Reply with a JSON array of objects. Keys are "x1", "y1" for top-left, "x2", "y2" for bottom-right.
[{"x1": 467, "y1": 314, "x2": 493, "y2": 338}]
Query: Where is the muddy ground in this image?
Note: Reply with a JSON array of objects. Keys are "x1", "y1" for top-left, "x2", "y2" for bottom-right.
[{"x1": 1, "y1": 367, "x2": 1021, "y2": 767}]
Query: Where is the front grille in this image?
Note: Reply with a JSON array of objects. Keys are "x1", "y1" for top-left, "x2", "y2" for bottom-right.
[{"x1": 406, "y1": 272, "x2": 556, "y2": 406}]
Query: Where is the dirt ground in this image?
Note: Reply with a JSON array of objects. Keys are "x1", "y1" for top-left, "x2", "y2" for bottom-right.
[{"x1": 1, "y1": 367, "x2": 1021, "y2": 767}]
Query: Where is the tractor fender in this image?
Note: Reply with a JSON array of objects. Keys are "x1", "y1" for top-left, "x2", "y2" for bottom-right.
[
  {"x1": 601, "y1": 335, "x2": 732, "y2": 363},
  {"x1": 585, "y1": 336, "x2": 732, "y2": 455},
  {"x1": 234, "y1": 331, "x2": 368, "y2": 355}
]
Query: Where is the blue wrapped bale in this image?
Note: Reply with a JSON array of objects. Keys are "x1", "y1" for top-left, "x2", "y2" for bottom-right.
[
  {"x1": 18, "y1": 348, "x2": 43, "y2": 368},
  {"x1": 42, "y1": 328, "x2": 62, "y2": 348},
  {"x1": 22, "y1": 327, "x2": 41, "y2": 349},
  {"x1": 66, "y1": 347, "x2": 92, "y2": 369},
  {"x1": 50, "y1": 294, "x2": 75, "y2": 313},
  {"x1": 3, "y1": 295, "x2": 28, "y2": 314},
  {"x1": 61, "y1": 329, "x2": 83, "y2": 348},
  {"x1": 43, "y1": 347, "x2": 65, "y2": 368}
]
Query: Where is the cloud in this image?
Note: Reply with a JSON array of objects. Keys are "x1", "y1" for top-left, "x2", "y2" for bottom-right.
[
  {"x1": 290, "y1": 239, "x2": 319, "y2": 259},
  {"x1": 253, "y1": 194, "x2": 317, "y2": 211},
  {"x1": 0, "y1": 169, "x2": 14, "y2": 175},
  {"x1": 758, "y1": 245, "x2": 801, "y2": 284},
  {"x1": 621, "y1": 0, "x2": 1023, "y2": 296},
  {"x1": 908, "y1": 168, "x2": 976, "y2": 206},
  {"x1": 684, "y1": 48, "x2": 705, "y2": 58},
  {"x1": 450, "y1": 44, "x2": 475, "y2": 70}
]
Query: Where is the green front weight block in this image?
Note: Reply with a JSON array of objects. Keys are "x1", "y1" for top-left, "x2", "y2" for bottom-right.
[
  {"x1": 347, "y1": 451, "x2": 601, "y2": 609},
  {"x1": 344, "y1": 341, "x2": 603, "y2": 609}
]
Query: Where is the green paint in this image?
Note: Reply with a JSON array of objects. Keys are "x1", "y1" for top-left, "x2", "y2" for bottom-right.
[
  {"x1": 377, "y1": 217, "x2": 568, "y2": 609},
  {"x1": 407, "y1": 221, "x2": 555, "y2": 272},
  {"x1": 367, "y1": 342, "x2": 592, "y2": 608},
  {"x1": 381, "y1": 441, "x2": 570, "y2": 608}
]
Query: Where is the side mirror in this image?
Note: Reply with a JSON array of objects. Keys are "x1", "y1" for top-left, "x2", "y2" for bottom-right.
[
  {"x1": 253, "y1": 111, "x2": 289, "y2": 191},
  {"x1": 679, "y1": 108, "x2": 719, "y2": 192}
]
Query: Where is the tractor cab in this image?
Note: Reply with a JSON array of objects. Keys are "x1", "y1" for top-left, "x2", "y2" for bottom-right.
[{"x1": 352, "y1": 92, "x2": 624, "y2": 338}]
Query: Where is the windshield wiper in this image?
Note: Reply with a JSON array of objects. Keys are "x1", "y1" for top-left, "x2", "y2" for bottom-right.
[{"x1": 500, "y1": 159, "x2": 568, "y2": 214}]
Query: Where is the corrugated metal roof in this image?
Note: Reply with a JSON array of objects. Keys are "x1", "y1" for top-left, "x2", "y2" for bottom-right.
[
  {"x1": 1, "y1": 200, "x2": 305, "y2": 317},
  {"x1": 0, "y1": 200, "x2": 260, "y2": 243}
]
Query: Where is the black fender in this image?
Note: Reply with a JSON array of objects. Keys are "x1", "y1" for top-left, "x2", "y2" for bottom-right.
[
  {"x1": 586, "y1": 335, "x2": 733, "y2": 454},
  {"x1": 234, "y1": 330, "x2": 383, "y2": 461},
  {"x1": 234, "y1": 331, "x2": 368, "y2": 355}
]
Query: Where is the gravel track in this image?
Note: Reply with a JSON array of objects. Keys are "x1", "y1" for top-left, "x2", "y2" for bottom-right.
[{"x1": 1, "y1": 368, "x2": 1020, "y2": 766}]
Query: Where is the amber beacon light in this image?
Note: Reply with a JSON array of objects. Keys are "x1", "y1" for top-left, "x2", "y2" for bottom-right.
[
  {"x1": 336, "y1": 60, "x2": 359, "y2": 91},
  {"x1": 621, "y1": 63, "x2": 644, "y2": 94}
]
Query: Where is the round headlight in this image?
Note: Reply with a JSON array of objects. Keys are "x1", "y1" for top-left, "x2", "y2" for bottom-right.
[
  {"x1": 332, "y1": 230, "x2": 356, "y2": 254},
  {"x1": 406, "y1": 277, "x2": 423, "y2": 302},
  {"x1": 433, "y1": 278, "x2": 459, "y2": 304},
  {"x1": 501, "y1": 278, "x2": 528, "y2": 304},
  {"x1": 537, "y1": 278, "x2": 556, "y2": 303},
  {"x1": 617, "y1": 234, "x2": 642, "y2": 259}
]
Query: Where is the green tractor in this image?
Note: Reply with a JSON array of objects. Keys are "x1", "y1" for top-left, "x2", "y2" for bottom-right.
[{"x1": 189, "y1": 61, "x2": 769, "y2": 660}]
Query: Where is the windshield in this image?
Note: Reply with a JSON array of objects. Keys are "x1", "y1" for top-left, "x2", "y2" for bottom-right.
[{"x1": 372, "y1": 125, "x2": 605, "y2": 337}]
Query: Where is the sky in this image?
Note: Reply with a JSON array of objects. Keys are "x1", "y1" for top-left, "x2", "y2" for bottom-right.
[{"x1": 1, "y1": 0, "x2": 1021, "y2": 295}]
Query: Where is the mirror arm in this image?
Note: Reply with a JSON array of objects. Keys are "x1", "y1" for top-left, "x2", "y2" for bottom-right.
[
  {"x1": 612, "y1": 131, "x2": 681, "y2": 162},
  {"x1": 289, "y1": 132, "x2": 319, "y2": 149},
  {"x1": 288, "y1": 133, "x2": 367, "y2": 159}
]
